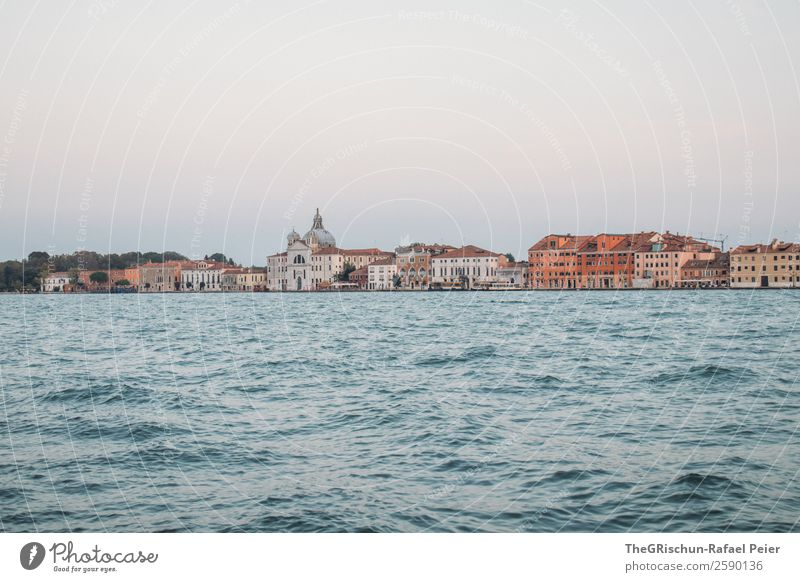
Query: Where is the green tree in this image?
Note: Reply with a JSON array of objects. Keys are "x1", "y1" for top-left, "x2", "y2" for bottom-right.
[
  {"x1": 336, "y1": 262, "x2": 356, "y2": 282},
  {"x1": 89, "y1": 271, "x2": 109, "y2": 284},
  {"x1": 504, "y1": 253, "x2": 515, "y2": 262},
  {"x1": 115, "y1": 279, "x2": 130, "y2": 286}
]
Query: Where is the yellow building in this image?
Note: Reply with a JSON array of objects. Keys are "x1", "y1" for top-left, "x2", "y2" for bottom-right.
[
  {"x1": 730, "y1": 240, "x2": 800, "y2": 288},
  {"x1": 221, "y1": 268, "x2": 266, "y2": 292}
]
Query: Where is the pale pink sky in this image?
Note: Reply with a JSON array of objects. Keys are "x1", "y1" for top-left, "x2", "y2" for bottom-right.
[{"x1": 0, "y1": 0, "x2": 798, "y2": 264}]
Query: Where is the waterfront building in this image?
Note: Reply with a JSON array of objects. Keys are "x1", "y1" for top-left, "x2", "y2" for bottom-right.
[
  {"x1": 495, "y1": 261, "x2": 529, "y2": 289},
  {"x1": 78, "y1": 268, "x2": 135, "y2": 291},
  {"x1": 368, "y1": 258, "x2": 397, "y2": 290},
  {"x1": 350, "y1": 266, "x2": 369, "y2": 289},
  {"x1": 122, "y1": 267, "x2": 140, "y2": 287},
  {"x1": 529, "y1": 233, "x2": 656, "y2": 289},
  {"x1": 527, "y1": 234, "x2": 591, "y2": 289},
  {"x1": 138, "y1": 261, "x2": 185, "y2": 292},
  {"x1": 730, "y1": 240, "x2": 800, "y2": 288},
  {"x1": 395, "y1": 244, "x2": 454, "y2": 289},
  {"x1": 221, "y1": 268, "x2": 266, "y2": 292},
  {"x1": 633, "y1": 232, "x2": 720, "y2": 289},
  {"x1": 266, "y1": 209, "x2": 392, "y2": 291},
  {"x1": 42, "y1": 272, "x2": 71, "y2": 292},
  {"x1": 180, "y1": 260, "x2": 227, "y2": 291},
  {"x1": 430, "y1": 245, "x2": 507, "y2": 289},
  {"x1": 679, "y1": 253, "x2": 730, "y2": 288},
  {"x1": 529, "y1": 232, "x2": 721, "y2": 289}
]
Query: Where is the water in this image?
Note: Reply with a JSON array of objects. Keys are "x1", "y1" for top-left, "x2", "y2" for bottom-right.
[{"x1": 1, "y1": 290, "x2": 798, "y2": 532}]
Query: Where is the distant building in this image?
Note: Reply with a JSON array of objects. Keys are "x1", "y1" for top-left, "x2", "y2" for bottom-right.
[
  {"x1": 430, "y1": 245, "x2": 507, "y2": 289},
  {"x1": 680, "y1": 253, "x2": 729, "y2": 288},
  {"x1": 138, "y1": 261, "x2": 185, "y2": 292},
  {"x1": 78, "y1": 268, "x2": 135, "y2": 291},
  {"x1": 266, "y1": 209, "x2": 392, "y2": 291},
  {"x1": 730, "y1": 240, "x2": 800, "y2": 288},
  {"x1": 527, "y1": 234, "x2": 591, "y2": 289},
  {"x1": 42, "y1": 272, "x2": 70, "y2": 292},
  {"x1": 349, "y1": 266, "x2": 369, "y2": 289},
  {"x1": 529, "y1": 233, "x2": 658, "y2": 289},
  {"x1": 368, "y1": 258, "x2": 397, "y2": 290},
  {"x1": 496, "y1": 261, "x2": 529, "y2": 289},
  {"x1": 180, "y1": 260, "x2": 227, "y2": 291},
  {"x1": 633, "y1": 232, "x2": 720, "y2": 289},
  {"x1": 221, "y1": 268, "x2": 266, "y2": 292},
  {"x1": 395, "y1": 244, "x2": 454, "y2": 289}
]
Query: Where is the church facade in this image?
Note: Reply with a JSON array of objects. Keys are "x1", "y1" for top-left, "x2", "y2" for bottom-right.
[{"x1": 266, "y1": 209, "x2": 393, "y2": 291}]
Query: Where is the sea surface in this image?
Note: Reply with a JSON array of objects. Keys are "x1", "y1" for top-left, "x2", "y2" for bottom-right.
[{"x1": 1, "y1": 291, "x2": 798, "y2": 532}]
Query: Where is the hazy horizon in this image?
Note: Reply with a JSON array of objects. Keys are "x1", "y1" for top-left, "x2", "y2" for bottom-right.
[{"x1": 1, "y1": 1, "x2": 798, "y2": 265}]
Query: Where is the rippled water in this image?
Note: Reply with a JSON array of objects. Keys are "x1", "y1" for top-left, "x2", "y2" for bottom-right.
[{"x1": 1, "y1": 291, "x2": 798, "y2": 532}]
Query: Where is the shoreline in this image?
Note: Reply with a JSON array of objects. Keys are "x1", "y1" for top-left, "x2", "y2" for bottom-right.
[{"x1": 6, "y1": 286, "x2": 798, "y2": 295}]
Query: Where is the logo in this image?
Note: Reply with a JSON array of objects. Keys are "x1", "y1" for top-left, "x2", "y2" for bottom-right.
[{"x1": 20, "y1": 542, "x2": 46, "y2": 570}]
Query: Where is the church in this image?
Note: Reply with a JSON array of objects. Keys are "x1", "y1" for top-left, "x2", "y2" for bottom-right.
[{"x1": 266, "y1": 209, "x2": 393, "y2": 291}]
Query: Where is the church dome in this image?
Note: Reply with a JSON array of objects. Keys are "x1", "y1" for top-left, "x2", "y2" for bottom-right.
[
  {"x1": 302, "y1": 208, "x2": 336, "y2": 248},
  {"x1": 287, "y1": 229, "x2": 300, "y2": 245}
]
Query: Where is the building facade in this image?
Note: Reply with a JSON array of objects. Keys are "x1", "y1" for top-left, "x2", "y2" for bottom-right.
[
  {"x1": 495, "y1": 261, "x2": 529, "y2": 288},
  {"x1": 221, "y1": 268, "x2": 266, "y2": 292},
  {"x1": 633, "y1": 232, "x2": 721, "y2": 289},
  {"x1": 730, "y1": 240, "x2": 800, "y2": 288},
  {"x1": 138, "y1": 261, "x2": 184, "y2": 292},
  {"x1": 43, "y1": 272, "x2": 71, "y2": 292},
  {"x1": 180, "y1": 260, "x2": 226, "y2": 291},
  {"x1": 395, "y1": 244, "x2": 454, "y2": 289},
  {"x1": 430, "y1": 245, "x2": 507, "y2": 289},
  {"x1": 368, "y1": 258, "x2": 397, "y2": 290},
  {"x1": 266, "y1": 209, "x2": 392, "y2": 291},
  {"x1": 680, "y1": 253, "x2": 730, "y2": 288},
  {"x1": 527, "y1": 234, "x2": 590, "y2": 289}
]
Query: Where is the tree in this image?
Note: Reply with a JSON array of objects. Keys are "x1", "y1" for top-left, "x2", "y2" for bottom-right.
[
  {"x1": 392, "y1": 274, "x2": 402, "y2": 289},
  {"x1": 336, "y1": 262, "x2": 356, "y2": 282},
  {"x1": 89, "y1": 271, "x2": 109, "y2": 284},
  {"x1": 504, "y1": 253, "x2": 515, "y2": 262},
  {"x1": 68, "y1": 268, "x2": 80, "y2": 286},
  {"x1": 115, "y1": 279, "x2": 130, "y2": 286}
]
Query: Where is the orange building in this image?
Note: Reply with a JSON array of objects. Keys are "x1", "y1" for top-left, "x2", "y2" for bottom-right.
[
  {"x1": 527, "y1": 234, "x2": 590, "y2": 289},
  {"x1": 529, "y1": 233, "x2": 656, "y2": 289}
]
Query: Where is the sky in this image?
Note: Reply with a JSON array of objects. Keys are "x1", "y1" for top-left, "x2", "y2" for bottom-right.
[{"x1": 0, "y1": 0, "x2": 798, "y2": 265}]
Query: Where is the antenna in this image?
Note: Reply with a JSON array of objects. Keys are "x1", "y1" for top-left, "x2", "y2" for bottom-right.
[{"x1": 694, "y1": 233, "x2": 728, "y2": 252}]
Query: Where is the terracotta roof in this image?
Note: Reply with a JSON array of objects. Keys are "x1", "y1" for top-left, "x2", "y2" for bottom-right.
[
  {"x1": 731, "y1": 241, "x2": 800, "y2": 254},
  {"x1": 681, "y1": 253, "x2": 729, "y2": 270},
  {"x1": 311, "y1": 247, "x2": 393, "y2": 256},
  {"x1": 368, "y1": 258, "x2": 395, "y2": 267},
  {"x1": 343, "y1": 248, "x2": 392, "y2": 256},
  {"x1": 433, "y1": 245, "x2": 501, "y2": 260},
  {"x1": 528, "y1": 234, "x2": 591, "y2": 252},
  {"x1": 312, "y1": 247, "x2": 343, "y2": 256}
]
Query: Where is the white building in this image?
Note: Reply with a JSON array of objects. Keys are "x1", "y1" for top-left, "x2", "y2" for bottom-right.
[
  {"x1": 266, "y1": 209, "x2": 392, "y2": 291},
  {"x1": 43, "y1": 272, "x2": 70, "y2": 292},
  {"x1": 180, "y1": 260, "x2": 227, "y2": 291},
  {"x1": 495, "y1": 261, "x2": 528, "y2": 288},
  {"x1": 368, "y1": 258, "x2": 397, "y2": 290},
  {"x1": 430, "y1": 245, "x2": 507, "y2": 289}
]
